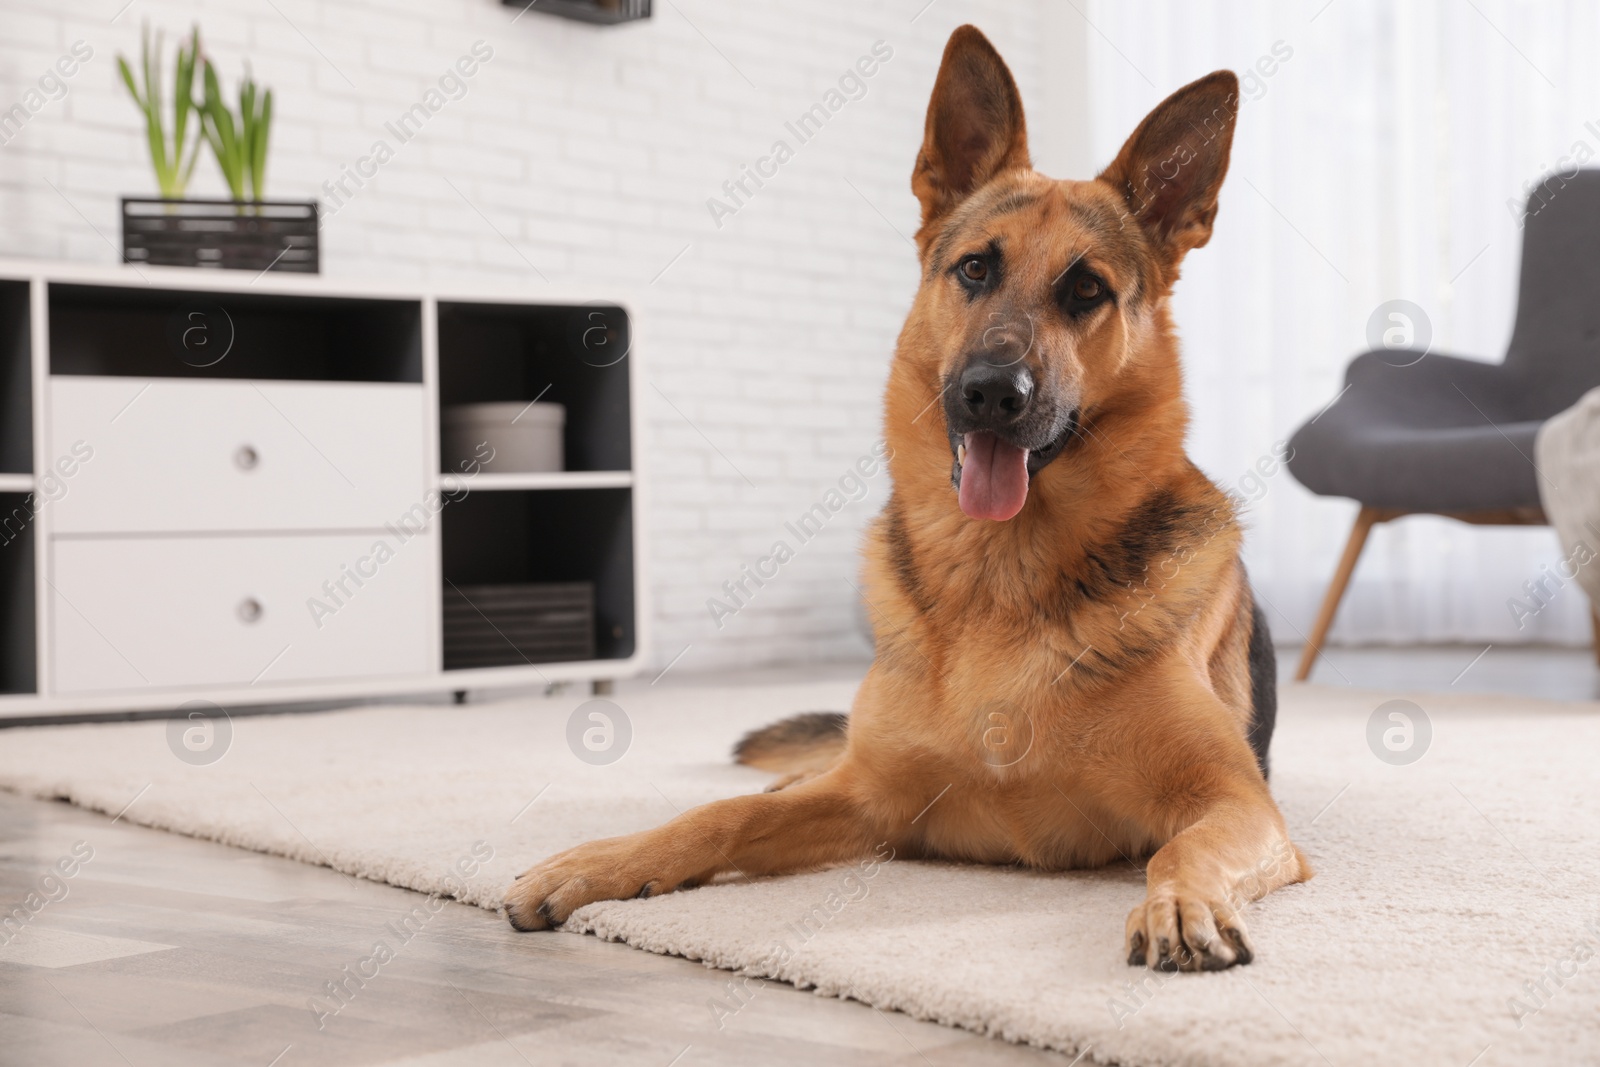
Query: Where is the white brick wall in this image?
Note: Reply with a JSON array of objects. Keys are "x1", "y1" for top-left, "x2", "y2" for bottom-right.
[{"x1": 0, "y1": 0, "x2": 1046, "y2": 674}]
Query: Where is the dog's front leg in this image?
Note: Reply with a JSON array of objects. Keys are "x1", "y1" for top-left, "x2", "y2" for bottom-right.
[
  {"x1": 1115, "y1": 677, "x2": 1311, "y2": 971},
  {"x1": 505, "y1": 768, "x2": 882, "y2": 930},
  {"x1": 1124, "y1": 790, "x2": 1308, "y2": 971}
]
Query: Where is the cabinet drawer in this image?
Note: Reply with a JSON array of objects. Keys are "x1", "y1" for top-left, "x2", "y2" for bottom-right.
[
  {"x1": 50, "y1": 533, "x2": 435, "y2": 693},
  {"x1": 49, "y1": 378, "x2": 427, "y2": 534}
]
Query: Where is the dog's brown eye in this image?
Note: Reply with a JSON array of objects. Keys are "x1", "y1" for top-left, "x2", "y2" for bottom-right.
[
  {"x1": 1073, "y1": 276, "x2": 1102, "y2": 300},
  {"x1": 960, "y1": 257, "x2": 987, "y2": 282}
]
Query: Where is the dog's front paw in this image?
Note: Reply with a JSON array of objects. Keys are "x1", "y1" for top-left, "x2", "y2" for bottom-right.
[
  {"x1": 1124, "y1": 885, "x2": 1254, "y2": 972},
  {"x1": 504, "y1": 834, "x2": 682, "y2": 932}
]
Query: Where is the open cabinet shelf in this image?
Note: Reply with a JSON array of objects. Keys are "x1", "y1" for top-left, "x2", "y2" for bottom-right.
[
  {"x1": 0, "y1": 279, "x2": 31, "y2": 695},
  {"x1": 437, "y1": 300, "x2": 631, "y2": 474},
  {"x1": 0, "y1": 498, "x2": 34, "y2": 696},
  {"x1": 49, "y1": 284, "x2": 423, "y2": 383},
  {"x1": 441, "y1": 487, "x2": 636, "y2": 668},
  {"x1": 0, "y1": 280, "x2": 30, "y2": 477}
]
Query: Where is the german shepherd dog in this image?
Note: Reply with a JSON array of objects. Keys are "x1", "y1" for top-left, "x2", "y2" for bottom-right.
[{"x1": 507, "y1": 25, "x2": 1310, "y2": 972}]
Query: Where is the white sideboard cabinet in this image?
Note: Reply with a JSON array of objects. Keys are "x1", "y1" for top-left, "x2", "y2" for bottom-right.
[{"x1": 0, "y1": 261, "x2": 646, "y2": 719}]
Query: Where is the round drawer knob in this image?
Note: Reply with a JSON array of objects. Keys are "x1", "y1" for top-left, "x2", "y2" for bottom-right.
[
  {"x1": 235, "y1": 445, "x2": 259, "y2": 471},
  {"x1": 237, "y1": 598, "x2": 263, "y2": 624}
]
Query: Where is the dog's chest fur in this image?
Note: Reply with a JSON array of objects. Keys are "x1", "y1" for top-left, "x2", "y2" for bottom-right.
[{"x1": 853, "y1": 477, "x2": 1256, "y2": 869}]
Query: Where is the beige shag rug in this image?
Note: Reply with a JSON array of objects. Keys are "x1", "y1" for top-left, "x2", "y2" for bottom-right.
[{"x1": 1, "y1": 679, "x2": 1598, "y2": 1066}]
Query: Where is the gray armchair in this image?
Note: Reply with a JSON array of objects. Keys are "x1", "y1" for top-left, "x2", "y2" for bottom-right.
[{"x1": 1287, "y1": 169, "x2": 1600, "y2": 680}]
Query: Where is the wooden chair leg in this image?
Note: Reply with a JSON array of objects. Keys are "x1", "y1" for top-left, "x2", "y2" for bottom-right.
[
  {"x1": 1591, "y1": 609, "x2": 1600, "y2": 667},
  {"x1": 1295, "y1": 506, "x2": 1385, "y2": 682}
]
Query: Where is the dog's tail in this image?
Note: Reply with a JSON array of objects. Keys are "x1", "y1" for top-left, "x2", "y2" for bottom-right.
[{"x1": 732, "y1": 711, "x2": 848, "y2": 776}]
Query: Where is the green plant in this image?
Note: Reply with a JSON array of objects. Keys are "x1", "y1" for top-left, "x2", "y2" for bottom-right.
[
  {"x1": 199, "y1": 60, "x2": 273, "y2": 202},
  {"x1": 116, "y1": 24, "x2": 203, "y2": 199}
]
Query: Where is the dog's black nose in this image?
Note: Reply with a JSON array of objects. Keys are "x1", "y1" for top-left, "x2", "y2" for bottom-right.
[{"x1": 960, "y1": 362, "x2": 1033, "y2": 425}]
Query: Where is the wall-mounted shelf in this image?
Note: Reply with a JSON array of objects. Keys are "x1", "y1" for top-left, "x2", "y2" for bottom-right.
[
  {"x1": 500, "y1": 0, "x2": 651, "y2": 25},
  {"x1": 0, "y1": 259, "x2": 646, "y2": 720}
]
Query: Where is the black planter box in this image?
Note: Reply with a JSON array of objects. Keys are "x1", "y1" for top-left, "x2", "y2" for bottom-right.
[{"x1": 121, "y1": 197, "x2": 320, "y2": 274}]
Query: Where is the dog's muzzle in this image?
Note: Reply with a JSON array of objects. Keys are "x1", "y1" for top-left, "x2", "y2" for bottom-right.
[{"x1": 942, "y1": 363, "x2": 1080, "y2": 521}]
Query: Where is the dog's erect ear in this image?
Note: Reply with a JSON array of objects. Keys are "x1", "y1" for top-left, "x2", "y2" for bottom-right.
[
  {"x1": 911, "y1": 25, "x2": 1030, "y2": 237},
  {"x1": 1098, "y1": 71, "x2": 1239, "y2": 268}
]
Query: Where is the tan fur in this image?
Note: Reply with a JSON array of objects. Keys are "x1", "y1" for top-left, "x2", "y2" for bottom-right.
[
  {"x1": 506, "y1": 25, "x2": 1309, "y2": 973},
  {"x1": 733, "y1": 712, "x2": 847, "y2": 789}
]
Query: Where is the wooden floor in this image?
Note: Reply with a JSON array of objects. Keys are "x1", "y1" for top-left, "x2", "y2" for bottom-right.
[{"x1": 0, "y1": 789, "x2": 1071, "y2": 1066}]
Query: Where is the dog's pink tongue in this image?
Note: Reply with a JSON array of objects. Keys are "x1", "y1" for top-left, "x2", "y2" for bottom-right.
[{"x1": 958, "y1": 431, "x2": 1029, "y2": 521}]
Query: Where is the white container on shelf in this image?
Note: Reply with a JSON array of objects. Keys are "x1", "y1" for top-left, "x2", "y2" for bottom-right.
[{"x1": 442, "y1": 401, "x2": 565, "y2": 473}]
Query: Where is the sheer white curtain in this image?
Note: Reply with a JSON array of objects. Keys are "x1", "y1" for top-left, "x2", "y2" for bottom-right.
[{"x1": 1081, "y1": 0, "x2": 1600, "y2": 646}]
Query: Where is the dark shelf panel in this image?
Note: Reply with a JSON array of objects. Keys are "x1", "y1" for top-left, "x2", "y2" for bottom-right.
[
  {"x1": 49, "y1": 284, "x2": 422, "y2": 383},
  {"x1": 0, "y1": 492, "x2": 35, "y2": 694},
  {"x1": 0, "y1": 282, "x2": 30, "y2": 475}
]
